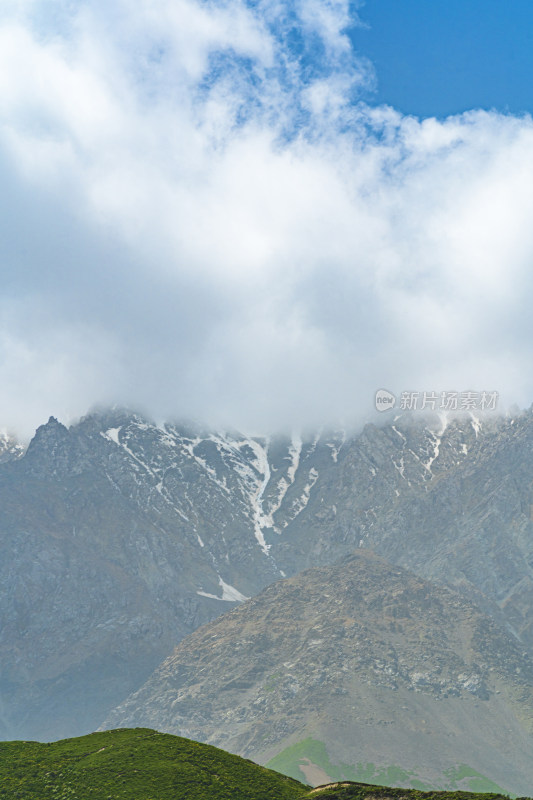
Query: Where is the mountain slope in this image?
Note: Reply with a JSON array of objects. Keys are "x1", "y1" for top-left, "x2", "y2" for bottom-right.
[
  {"x1": 0, "y1": 410, "x2": 284, "y2": 740},
  {"x1": 268, "y1": 410, "x2": 533, "y2": 643},
  {"x1": 3, "y1": 407, "x2": 533, "y2": 741},
  {"x1": 1, "y1": 726, "x2": 524, "y2": 800},
  {"x1": 102, "y1": 551, "x2": 533, "y2": 796},
  {"x1": 0, "y1": 727, "x2": 307, "y2": 800}
]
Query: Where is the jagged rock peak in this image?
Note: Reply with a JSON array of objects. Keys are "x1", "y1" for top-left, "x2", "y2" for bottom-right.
[
  {"x1": 28, "y1": 415, "x2": 69, "y2": 444},
  {"x1": 23, "y1": 415, "x2": 70, "y2": 474}
]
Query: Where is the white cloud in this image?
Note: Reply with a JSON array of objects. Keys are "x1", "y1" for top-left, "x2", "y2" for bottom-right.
[{"x1": 0, "y1": 1, "x2": 533, "y2": 437}]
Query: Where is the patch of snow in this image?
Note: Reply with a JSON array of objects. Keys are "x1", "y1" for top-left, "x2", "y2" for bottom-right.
[
  {"x1": 103, "y1": 427, "x2": 121, "y2": 445},
  {"x1": 425, "y1": 431, "x2": 441, "y2": 472},
  {"x1": 255, "y1": 477, "x2": 286, "y2": 534},
  {"x1": 120, "y1": 436, "x2": 156, "y2": 476},
  {"x1": 325, "y1": 429, "x2": 346, "y2": 462},
  {"x1": 308, "y1": 430, "x2": 321, "y2": 454},
  {"x1": 285, "y1": 467, "x2": 318, "y2": 521},
  {"x1": 245, "y1": 437, "x2": 272, "y2": 555},
  {"x1": 470, "y1": 414, "x2": 482, "y2": 437},
  {"x1": 218, "y1": 576, "x2": 249, "y2": 602},
  {"x1": 196, "y1": 575, "x2": 249, "y2": 602},
  {"x1": 179, "y1": 437, "x2": 230, "y2": 495},
  {"x1": 327, "y1": 444, "x2": 338, "y2": 462},
  {"x1": 287, "y1": 433, "x2": 302, "y2": 485},
  {"x1": 157, "y1": 429, "x2": 180, "y2": 448},
  {"x1": 197, "y1": 534, "x2": 205, "y2": 548},
  {"x1": 185, "y1": 440, "x2": 216, "y2": 478},
  {"x1": 256, "y1": 434, "x2": 304, "y2": 535},
  {"x1": 391, "y1": 425, "x2": 406, "y2": 443},
  {"x1": 103, "y1": 428, "x2": 176, "y2": 505},
  {"x1": 392, "y1": 455, "x2": 405, "y2": 478},
  {"x1": 196, "y1": 589, "x2": 220, "y2": 600}
]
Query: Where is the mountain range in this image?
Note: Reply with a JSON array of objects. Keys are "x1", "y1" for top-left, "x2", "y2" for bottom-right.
[{"x1": 2, "y1": 405, "x2": 533, "y2": 791}]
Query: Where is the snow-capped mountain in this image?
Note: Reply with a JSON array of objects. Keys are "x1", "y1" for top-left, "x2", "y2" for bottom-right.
[{"x1": 2, "y1": 406, "x2": 533, "y2": 741}]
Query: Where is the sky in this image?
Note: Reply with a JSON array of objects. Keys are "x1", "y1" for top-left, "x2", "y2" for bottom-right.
[
  {"x1": 1, "y1": 0, "x2": 533, "y2": 437},
  {"x1": 353, "y1": 0, "x2": 533, "y2": 118}
]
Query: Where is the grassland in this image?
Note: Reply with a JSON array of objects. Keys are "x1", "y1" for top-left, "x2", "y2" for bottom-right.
[
  {"x1": 267, "y1": 738, "x2": 508, "y2": 794},
  {"x1": 266, "y1": 738, "x2": 432, "y2": 788},
  {"x1": 0, "y1": 727, "x2": 307, "y2": 800},
  {"x1": 0, "y1": 727, "x2": 529, "y2": 800}
]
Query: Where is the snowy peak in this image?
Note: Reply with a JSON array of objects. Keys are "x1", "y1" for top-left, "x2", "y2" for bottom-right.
[
  {"x1": 3, "y1": 404, "x2": 533, "y2": 743},
  {"x1": 0, "y1": 430, "x2": 24, "y2": 464}
]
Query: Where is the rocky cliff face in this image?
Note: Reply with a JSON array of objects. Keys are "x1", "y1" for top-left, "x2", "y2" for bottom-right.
[
  {"x1": 279, "y1": 411, "x2": 533, "y2": 652},
  {"x1": 0, "y1": 410, "x2": 279, "y2": 740},
  {"x1": 2, "y1": 406, "x2": 533, "y2": 742},
  {"x1": 102, "y1": 551, "x2": 533, "y2": 796}
]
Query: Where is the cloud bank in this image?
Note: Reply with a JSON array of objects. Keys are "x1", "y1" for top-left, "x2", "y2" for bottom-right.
[{"x1": 1, "y1": 0, "x2": 533, "y2": 436}]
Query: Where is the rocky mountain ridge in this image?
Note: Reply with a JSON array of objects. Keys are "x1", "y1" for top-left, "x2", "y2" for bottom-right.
[
  {"x1": 102, "y1": 551, "x2": 533, "y2": 795},
  {"x1": 2, "y1": 406, "x2": 533, "y2": 741}
]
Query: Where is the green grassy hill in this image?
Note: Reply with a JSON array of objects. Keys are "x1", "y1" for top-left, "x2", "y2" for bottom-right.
[
  {"x1": 309, "y1": 784, "x2": 530, "y2": 800},
  {"x1": 1, "y1": 727, "x2": 531, "y2": 800},
  {"x1": 0, "y1": 727, "x2": 307, "y2": 800}
]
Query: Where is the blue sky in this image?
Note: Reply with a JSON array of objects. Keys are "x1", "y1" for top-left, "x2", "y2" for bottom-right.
[
  {"x1": 1, "y1": 0, "x2": 533, "y2": 436},
  {"x1": 354, "y1": 0, "x2": 533, "y2": 118}
]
